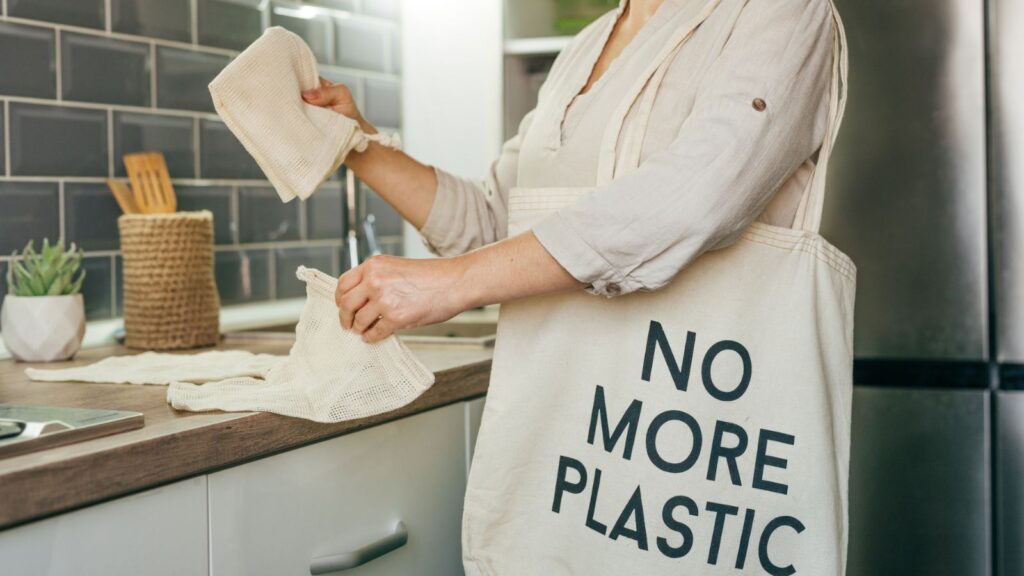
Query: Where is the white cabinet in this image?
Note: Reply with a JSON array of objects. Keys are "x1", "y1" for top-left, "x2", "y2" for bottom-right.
[
  {"x1": 208, "y1": 403, "x2": 468, "y2": 576},
  {"x1": 0, "y1": 477, "x2": 208, "y2": 576}
]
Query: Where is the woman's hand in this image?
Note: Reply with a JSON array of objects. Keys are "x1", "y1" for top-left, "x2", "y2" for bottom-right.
[
  {"x1": 302, "y1": 77, "x2": 376, "y2": 134},
  {"x1": 336, "y1": 255, "x2": 472, "y2": 343}
]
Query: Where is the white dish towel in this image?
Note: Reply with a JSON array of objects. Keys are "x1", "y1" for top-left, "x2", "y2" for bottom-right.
[
  {"x1": 25, "y1": 351, "x2": 283, "y2": 386},
  {"x1": 208, "y1": 26, "x2": 399, "y2": 203}
]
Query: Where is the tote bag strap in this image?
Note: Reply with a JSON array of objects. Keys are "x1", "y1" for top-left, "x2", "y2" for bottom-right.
[
  {"x1": 595, "y1": 0, "x2": 724, "y2": 186},
  {"x1": 793, "y1": 3, "x2": 849, "y2": 233}
]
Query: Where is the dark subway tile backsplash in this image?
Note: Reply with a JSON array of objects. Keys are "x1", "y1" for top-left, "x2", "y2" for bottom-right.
[
  {"x1": 275, "y1": 246, "x2": 335, "y2": 298},
  {"x1": 8, "y1": 0, "x2": 106, "y2": 30},
  {"x1": 200, "y1": 119, "x2": 265, "y2": 180},
  {"x1": 0, "y1": 262, "x2": 7, "y2": 311},
  {"x1": 271, "y1": 4, "x2": 333, "y2": 64},
  {"x1": 197, "y1": 0, "x2": 263, "y2": 51},
  {"x1": 112, "y1": 0, "x2": 193, "y2": 43},
  {"x1": 0, "y1": 23, "x2": 57, "y2": 99},
  {"x1": 65, "y1": 183, "x2": 123, "y2": 251},
  {"x1": 362, "y1": 183, "x2": 403, "y2": 237},
  {"x1": 9, "y1": 103, "x2": 108, "y2": 177},
  {"x1": 0, "y1": 0, "x2": 404, "y2": 317},
  {"x1": 176, "y1": 186, "x2": 236, "y2": 245},
  {"x1": 155, "y1": 47, "x2": 228, "y2": 113},
  {"x1": 215, "y1": 249, "x2": 270, "y2": 305},
  {"x1": 364, "y1": 78, "x2": 400, "y2": 128},
  {"x1": 113, "y1": 112, "x2": 196, "y2": 178},
  {"x1": 335, "y1": 19, "x2": 391, "y2": 73},
  {"x1": 80, "y1": 256, "x2": 114, "y2": 320},
  {"x1": 239, "y1": 187, "x2": 300, "y2": 243},
  {"x1": 0, "y1": 182, "x2": 60, "y2": 255},
  {"x1": 61, "y1": 33, "x2": 152, "y2": 106},
  {"x1": 306, "y1": 185, "x2": 345, "y2": 240}
]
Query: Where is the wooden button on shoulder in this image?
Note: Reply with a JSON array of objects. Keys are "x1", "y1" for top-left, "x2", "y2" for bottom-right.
[{"x1": 752, "y1": 98, "x2": 767, "y2": 112}]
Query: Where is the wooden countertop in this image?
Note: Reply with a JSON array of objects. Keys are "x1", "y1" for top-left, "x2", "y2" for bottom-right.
[{"x1": 0, "y1": 335, "x2": 492, "y2": 530}]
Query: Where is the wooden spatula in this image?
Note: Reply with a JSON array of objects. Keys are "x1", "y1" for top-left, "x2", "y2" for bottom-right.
[
  {"x1": 123, "y1": 152, "x2": 177, "y2": 214},
  {"x1": 106, "y1": 179, "x2": 141, "y2": 214}
]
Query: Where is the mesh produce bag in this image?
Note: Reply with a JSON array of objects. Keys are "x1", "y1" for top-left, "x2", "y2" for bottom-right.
[
  {"x1": 209, "y1": 26, "x2": 400, "y2": 203},
  {"x1": 120, "y1": 211, "x2": 220, "y2": 350},
  {"x1": 167, "y1": 267, "x2": 435, "y2": 423}
]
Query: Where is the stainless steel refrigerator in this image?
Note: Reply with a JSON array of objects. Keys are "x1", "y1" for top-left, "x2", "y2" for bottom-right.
[
  {"x1": 822, "y1": 0, "x2": 993, "y2": 574},
  {"x1": 992, "y1": 0, "x2": 1024, "y2": 573}
]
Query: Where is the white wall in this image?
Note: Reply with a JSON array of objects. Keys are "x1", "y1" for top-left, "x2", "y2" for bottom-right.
[{"x1": 400, "y1": 0, "x2": 504, "y2": 258}]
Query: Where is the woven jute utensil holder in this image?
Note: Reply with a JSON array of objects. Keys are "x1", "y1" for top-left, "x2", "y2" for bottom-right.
[{"x1": 119, "y1": 211, "x2": 221, "y2": 350}]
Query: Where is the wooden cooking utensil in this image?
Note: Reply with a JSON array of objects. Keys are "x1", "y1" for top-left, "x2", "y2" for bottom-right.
[
  {"x1": 123, "y1": 152, "x2": 177, "y2": 214},
  {"x1": 106, "y1": 179, "x2": 141, "y2": 215}
]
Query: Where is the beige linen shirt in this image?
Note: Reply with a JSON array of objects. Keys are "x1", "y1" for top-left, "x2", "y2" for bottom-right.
[{"x1": 420, "y1": 0, "x2": 835, "y2": 297}]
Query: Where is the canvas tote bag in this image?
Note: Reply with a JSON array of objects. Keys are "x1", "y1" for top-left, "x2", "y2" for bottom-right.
[{"x1": 462, "y1": 3, "x2": 853, "y2": 575}]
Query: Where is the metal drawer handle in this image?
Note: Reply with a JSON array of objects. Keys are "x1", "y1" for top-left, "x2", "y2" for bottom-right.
[{"x1": 310, "y1": 521, "x2": 408, "y2": 574}]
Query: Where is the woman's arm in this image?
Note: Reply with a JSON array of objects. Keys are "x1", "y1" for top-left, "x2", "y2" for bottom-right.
[
  {"x1": 302, "y1": 79, "x2": 530, "y2": 252},
  {"x1": 336, "y1": 232, "x2": 580, "y2": 343},
  {"x1": 302, "y1": 81, "x2": 437, "y2": 228}
]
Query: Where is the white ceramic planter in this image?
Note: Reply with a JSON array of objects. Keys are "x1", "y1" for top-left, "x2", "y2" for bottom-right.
[{"x1": 1, "y1": 294, "x2": 86, "y2": 362}]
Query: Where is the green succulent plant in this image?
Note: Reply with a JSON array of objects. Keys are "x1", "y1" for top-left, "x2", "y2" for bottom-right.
[{"x1": 6, "y1": 239, "x2": 86, "y2": 297}]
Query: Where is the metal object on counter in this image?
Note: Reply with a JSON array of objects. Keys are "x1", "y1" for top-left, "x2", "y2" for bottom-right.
[{"x1": 0, "y1": 405, "x2": 144, "y2": 459}]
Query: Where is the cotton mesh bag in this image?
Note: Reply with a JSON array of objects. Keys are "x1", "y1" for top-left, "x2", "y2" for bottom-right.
[
  {"x1": 167, "y1": 267, "x2": 435, "y2": 423},
  {"x1": 208, "y1": 26, "x2": 399, "y2": 203}
]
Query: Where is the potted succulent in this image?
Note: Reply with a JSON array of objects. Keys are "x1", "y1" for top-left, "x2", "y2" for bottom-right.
[{"x1": 1, "y1": 240, "x2": 87, "y2": 362}]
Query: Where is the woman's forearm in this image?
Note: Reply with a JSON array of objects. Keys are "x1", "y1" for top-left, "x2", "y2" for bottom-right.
[
  {"x1": 344, "y1": 143, "x2": 437, "y2": 230},
  {"x1": 454, "y1": 232, "x2": 583, "y2": 309},
  {"x1": 302, "y1": 80, "x2": 439, "y2": 229}
]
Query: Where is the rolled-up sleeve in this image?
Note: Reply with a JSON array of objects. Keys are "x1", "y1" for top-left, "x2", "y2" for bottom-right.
[
  {"x1": 418, "y1": 110, "x2": 534, "y2": 257},
  {"x1": 532, "y1": 0, "x2": 835, "y2": 297}
]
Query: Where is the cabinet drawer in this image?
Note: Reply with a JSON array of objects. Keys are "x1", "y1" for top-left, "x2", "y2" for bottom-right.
[
  {"x1": 209, "y1": 403, "x2": 468, "y2": 576},
  {"x1": 0, "y1": 477, "x2": 208, "y2": 576}
]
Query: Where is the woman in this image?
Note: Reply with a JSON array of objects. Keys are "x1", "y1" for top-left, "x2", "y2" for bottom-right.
[{"x1": 306, "y1": 0, "x2": 851, "y2": 573}]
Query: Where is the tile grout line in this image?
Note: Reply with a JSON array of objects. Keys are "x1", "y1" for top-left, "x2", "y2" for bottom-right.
[
  {"x1": 109, "y1": 254, "x2": 117, "y2": 318},
  {"x1": 0, "y1": 240, "x2": 345, "y2": 261},
  {"x1": 1, "y1": 15, "x2": 239, "y2": 58},
  {"x1": 3, "y1": 100, "x2": 10, "y2": 177},
  {"x1": 54, "y1": 30, "x2": 62, "y2": 101},
  {"x1": 193, "y1": 117, "x2": 201, "y2": 179},
  {"x1": 0, "y1": 15, "x2": 401, "y2": 81},
  {"x1": 58, "y1": 180, "x2": 65, "y2": 243},
  {"x1": 2, "y1": 94, "x2": 222, "y2": 121},
  {"x1": 106, "y1": 109, "x2": 114, "y2": 177},
  {"x1": 149, "y1": 41, "x2": 157, "y2": 109},
  {"x1": 190, "y1": 0, "x2": 198, "y2": 46},
  {"x1": 0, "y1": 175, "x2": 318, "y2": 187},
  {"x1": 267, "y1": 246, "x2": 277, "y2": 301}
]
